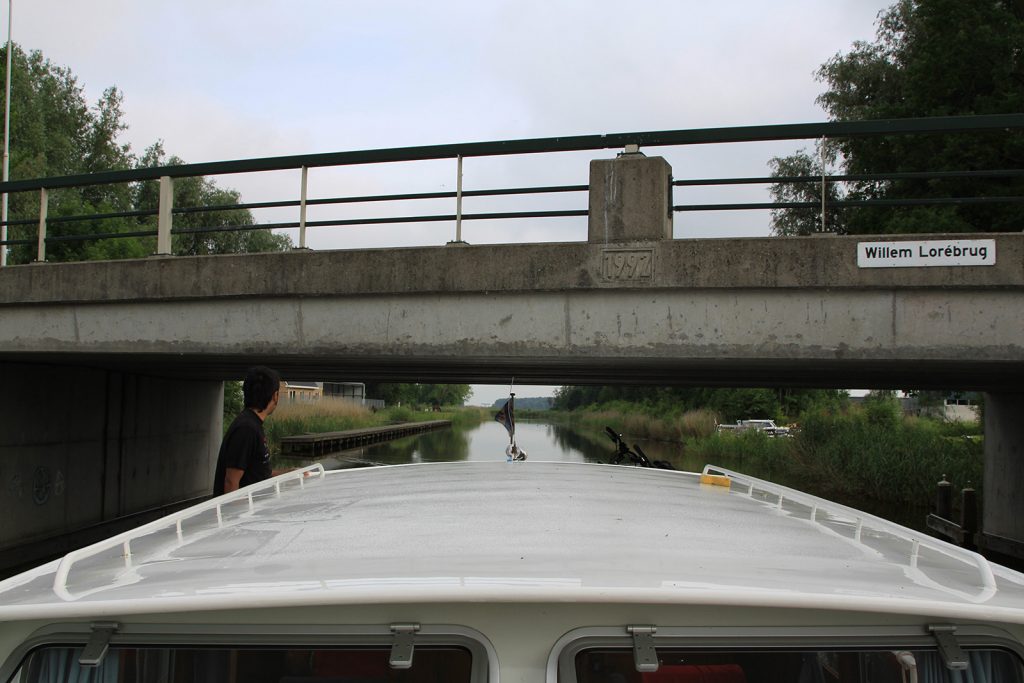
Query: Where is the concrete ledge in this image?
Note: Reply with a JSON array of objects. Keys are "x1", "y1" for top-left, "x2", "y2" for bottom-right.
[
  {"x1": 1, "y1": 285, "x2": 1022, "y2": 388},
  {"x1": 1, "y1": 233, "x2": 1023, "y2": 305}
]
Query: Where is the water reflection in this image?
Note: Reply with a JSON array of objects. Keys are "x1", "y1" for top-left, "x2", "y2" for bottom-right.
[
  {"x1": 362, "y1": 421, "x2": 602, "y2": 465},
  {"x1": 276, "y1": 420, "x2": 692, "y2": 470}
]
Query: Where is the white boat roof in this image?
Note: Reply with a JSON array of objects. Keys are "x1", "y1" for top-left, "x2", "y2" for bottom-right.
[{"x1": 2, "y1": 461, "x2": 1024, "y2": 623}]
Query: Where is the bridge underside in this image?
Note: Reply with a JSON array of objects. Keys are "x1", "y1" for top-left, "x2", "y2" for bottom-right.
[{"x1": 4, "y1": 351, "x2": 1021, "y2": 391}]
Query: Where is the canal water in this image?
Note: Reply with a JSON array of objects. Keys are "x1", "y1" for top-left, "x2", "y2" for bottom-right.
[
  {"x1": 276, "y1": 418, "x2": 930, "y2": 532},
  {"x1": 278, "y1": 420, "x2": 699, "y2": 470}
]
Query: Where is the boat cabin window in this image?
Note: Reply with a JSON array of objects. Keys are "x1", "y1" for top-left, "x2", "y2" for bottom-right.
[
  {"x1": 11, "y1": 645, "x2": 472, "y2": 683},
  {"x1": 574, "y1": 648, "x2": 1023, "y2": 683}
]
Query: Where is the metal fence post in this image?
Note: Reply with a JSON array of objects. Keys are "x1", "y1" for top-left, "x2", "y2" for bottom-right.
[
  {"x1": 455, "y1": 155, "x2": 463, "y2": 243},
  {"x1": 819, "y1": 136, "x2": 827, "y2": 233},
  {"x1": 35, "y1": 187, "x2": 47, "y2": 262},
  {"x1": 298, "y1": 166, "x2": 308, "y2": 249},
  {"x1": 0, "y1": 0, "x2": 10, "y2": 268},
  {"x1": 156, "y1": 175, "x2": 174, "y2": 255}
]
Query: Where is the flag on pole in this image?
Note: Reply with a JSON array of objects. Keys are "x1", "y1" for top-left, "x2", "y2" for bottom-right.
[{"x1": 495, "y1": 395, "x2": 515, "y2": 441}]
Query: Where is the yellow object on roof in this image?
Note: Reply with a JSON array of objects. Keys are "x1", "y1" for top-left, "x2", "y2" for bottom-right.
[{"x1": 700, "y1": 473, "x2": 731, "y2": 488}]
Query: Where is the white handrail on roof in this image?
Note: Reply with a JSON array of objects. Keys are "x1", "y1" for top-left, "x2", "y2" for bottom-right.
[
  {"x1": 52, "y1": 464, "x2": 327, "y2": 602},
  {"x1": 701, "y1": 464, "x2": 998, "y2": 601}
]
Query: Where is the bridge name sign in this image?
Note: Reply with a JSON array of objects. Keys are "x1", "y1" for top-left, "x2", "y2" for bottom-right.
[{"x1": 857, "y1": 239, "x2": 996, "y2": 268}]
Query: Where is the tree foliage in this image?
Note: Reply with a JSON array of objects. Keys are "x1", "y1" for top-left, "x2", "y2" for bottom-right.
[
  {"x1": 1, "y1": 46, "x2": 139, "y2": 263},
  {"x1": 365, "y1": 383, "x2": 473, "y2": 408},
  {"x1": 767, "y1": 143, "x2": 847, "y2": 236},
  {"x1": 136, "y1": 142, "x2": 291, "y2": 256},
  {"x1": 552, "y1": 385, "x2": 847, "y2": 423},
  {"x1": 1, "y1": 44, "x2": 290, "y2": 264},
  {"x1": 770, "y1": 0, "x2": 1024, "y2": 236}
]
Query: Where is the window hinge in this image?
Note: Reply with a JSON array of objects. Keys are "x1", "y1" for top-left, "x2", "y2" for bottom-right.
[
  {"x1": 929, "y1": 624, "x2": 968, "y2": 671},
  {"x1": 79, "y1": 622, "x2": 119, "y2": 667},
  {"x1": 627, "y1": 625, "x2": 659, "y2": 673},
  {"x1": 389, "y1": 623, "x2": 420, "y2": 670}
]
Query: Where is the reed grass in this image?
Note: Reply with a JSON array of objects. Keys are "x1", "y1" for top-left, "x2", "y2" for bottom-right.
[
  {"x1": 791, "y1": 406, "x2": 983, "y2": 505},
  {"x1": 263, "y1": 398, "x2": 375, "y2": 451},
  {"x1": 678, "y1": 409, "x2": 719, "y2": 438},
  {"x1": 544, "y1": 402, "x2": 982, "y2": 509}
]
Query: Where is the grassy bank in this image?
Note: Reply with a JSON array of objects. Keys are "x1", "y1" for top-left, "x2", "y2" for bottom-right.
[
  {"x1": 539, "y1": 402, "x2": 983, "y2": 512},
  {"x1": 532, "y1": 406, "x2": 719, "y2": 442},
  {"x1": 262, "y1": 400, "x2": 487, "y2": 454}
]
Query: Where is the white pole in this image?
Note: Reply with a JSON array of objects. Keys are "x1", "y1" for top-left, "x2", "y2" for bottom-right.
[
  {"x1": 156, "y1": 176, "x2": 174, "y2": 255},
  {"x1": 455, "y1": 155, "x2": 463, "y2": 243},
  {"x1": 1, "y1": 0, "x2": 12, "y2": 267}
]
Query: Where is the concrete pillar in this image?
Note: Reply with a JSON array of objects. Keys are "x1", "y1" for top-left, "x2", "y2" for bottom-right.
[
  {"x1": 588, "y1": 153, "x2": 673, "y2": 243},
  {"x1": 982, "y1": 392, "x2": 1024, "y2": 558},
  {"x1": 0, "y1": 363, "x2": 223, "y2": 572}
]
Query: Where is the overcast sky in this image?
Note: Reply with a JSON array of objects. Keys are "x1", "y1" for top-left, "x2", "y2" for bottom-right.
[{"x1": 9, "y1": 1, "x2": 893, "y2": 405}]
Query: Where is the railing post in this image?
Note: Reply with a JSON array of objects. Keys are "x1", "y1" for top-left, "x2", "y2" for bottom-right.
[
  {"x1": 819, "y1": 136, "x2": 827, "y2": 233},
  {"x1": 156, "y1": 175, "x2": 174, "y2": 255},
  {"x1": 298, "y1": 165, "x2": 309, "y2": 249},
  {"x1": 35, "y1": 187, "x2": 47, "y2": 262},
  {"x1": 0, "y1": 0, "x2": 9, "y2": 269},
  {"x1": 0, "y1": 204, "x2": 5, "y2": 267},
  {"x1": 588, "y1": 148, "x2": 673, "y2": 243},
  {"x1": 455, "y1": 155, "x2": 464, "y2": 243}
]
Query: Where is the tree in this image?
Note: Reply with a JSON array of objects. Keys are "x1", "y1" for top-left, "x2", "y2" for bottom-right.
[
  {"x1": 417, "y1": 384, "x2": 472, "y2": 408},
  {"x1": 768, "y1": 143, "x2": 847, "y2": 236},
  {"x1": 1, "y1": 45, "x2": 141, "y2": 263},
  {"x1": 770, "y1": 0, "x2": 1024, "y2": 236},
  {"x1": 135, "y1": 143, "x2": 292, "y2": 256},
  {"x1": 364, "y1": 383, "x2": 472, "y2": 408},
  {"x1": 551, "y1": 384, "x2": 846, "y2": 423},
  {"x1": 223, "y1": 381, "x2": 243, "y2": 424},
  {"x1": 1, "y1": 44, "x2": 291, "y2": 264}
]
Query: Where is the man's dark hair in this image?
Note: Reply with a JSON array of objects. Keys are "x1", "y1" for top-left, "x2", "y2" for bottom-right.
[{"x1": 243, "y1": 366, "x2": 281, "y2": 411}]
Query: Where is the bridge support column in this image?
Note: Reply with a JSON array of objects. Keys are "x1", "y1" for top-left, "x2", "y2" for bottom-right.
[
  {"x1": 0, "y1": 363, "x2": 223, "y2": 575},
  {"x1": 982, "y1": 392, "x2": 1024, "y2": 561},
  {"x1": 588, "y1": 153, "x2": 673, "y2": 243}
]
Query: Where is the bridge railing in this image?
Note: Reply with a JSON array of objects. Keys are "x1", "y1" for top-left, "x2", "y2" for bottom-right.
[{"x1": 0, "y1": 114, "x2": 1021, "y2": 266}]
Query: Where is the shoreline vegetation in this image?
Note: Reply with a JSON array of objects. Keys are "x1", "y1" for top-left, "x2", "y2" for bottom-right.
[
  {"x1": 260, "y1": 399, "x2": 488, "y2": 456},
  {"x1": 260, "y1": 393, "x2": 983, "y2": 525},
  {"x1": 525, "y1": 397, "x2": 983, "y2": 518}
]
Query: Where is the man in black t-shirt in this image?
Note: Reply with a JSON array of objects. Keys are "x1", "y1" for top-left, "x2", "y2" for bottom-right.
[{"x1": 214, "y1": 366, "x2": 281, "y2": 495}]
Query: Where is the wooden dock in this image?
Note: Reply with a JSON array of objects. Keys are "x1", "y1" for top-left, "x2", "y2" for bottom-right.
[{"x1": 278, "y1": 420, "x2": 451, "y2": 457}]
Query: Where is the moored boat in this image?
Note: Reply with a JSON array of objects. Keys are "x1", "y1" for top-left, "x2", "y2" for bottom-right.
[{"x1": 1, "y1": 460, "x2": 1023, "y2": 682}]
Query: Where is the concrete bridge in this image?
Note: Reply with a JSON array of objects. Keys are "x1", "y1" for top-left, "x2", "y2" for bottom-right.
[{"x1": 1, "y1": 149, "x2": 1023, "y2": 573}]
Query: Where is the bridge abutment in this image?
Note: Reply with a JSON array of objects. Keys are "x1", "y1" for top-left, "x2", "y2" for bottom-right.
[
  {"x1": 982, "y1": 392, "x2": 1024, "y2": 559},
  {"x1": 0, "y1": 363, "x2": 223, "y2": 575}
]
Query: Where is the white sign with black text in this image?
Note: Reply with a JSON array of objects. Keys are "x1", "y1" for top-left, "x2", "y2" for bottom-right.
[{"x1": 857, "y1": 239, "x2": 996, "y2": 268}]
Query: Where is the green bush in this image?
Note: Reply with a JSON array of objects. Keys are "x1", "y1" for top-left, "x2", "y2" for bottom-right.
[
  {"x1": 793, "y1": 406, "x2": 982, "y2": 505},
  {"x1": 385, "y1": 406, "x2": 414, "y2": 423},
  {"x1": 535, "y1": 401, "x2": 983, "y2": 513},
  {"x1": 688, "y1": 431, "x2": 795, "y2": 480}
]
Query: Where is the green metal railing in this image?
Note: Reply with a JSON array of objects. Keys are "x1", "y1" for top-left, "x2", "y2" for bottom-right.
[{"x1": 0, "y1": 113, "x2": 1021, "y2": 265}]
